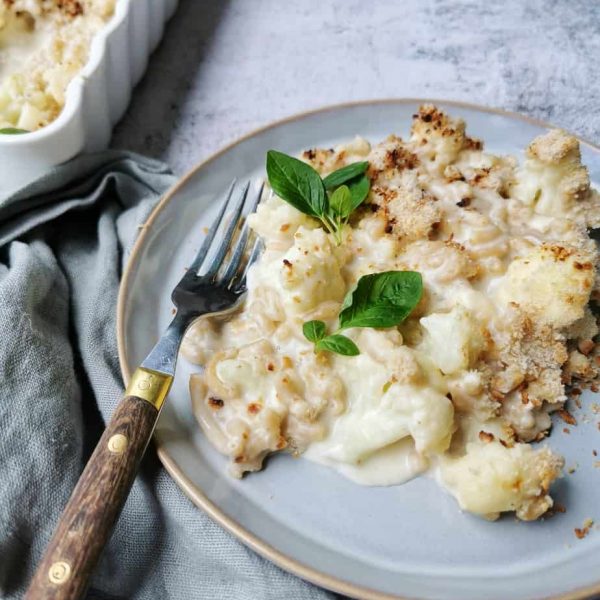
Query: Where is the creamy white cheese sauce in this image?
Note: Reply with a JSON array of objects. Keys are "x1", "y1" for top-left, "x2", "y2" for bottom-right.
[
  {"x1": 183, "y1": 106, "x2": 599, "y2": 520},
  {"x1": 305, "y1": 437, "x2": 427, "y2": 486}
]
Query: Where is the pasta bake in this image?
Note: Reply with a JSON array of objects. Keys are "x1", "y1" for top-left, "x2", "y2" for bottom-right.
[
  {"x1": 182, "y1": 105, "x2": 600, "y2": 521},
  {"x1": 0, "y1": 0, "x2": 116, "y2": 131}
]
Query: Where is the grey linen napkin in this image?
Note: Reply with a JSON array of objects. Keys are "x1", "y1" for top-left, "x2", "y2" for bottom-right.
[{"x1": 0, "y1": 152, "x2": 334, "y2": 600}]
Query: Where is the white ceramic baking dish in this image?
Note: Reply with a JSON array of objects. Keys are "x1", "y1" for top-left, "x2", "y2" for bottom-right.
[{"x1": 0, "y1": 0, "x2": 178, "y2": 195}]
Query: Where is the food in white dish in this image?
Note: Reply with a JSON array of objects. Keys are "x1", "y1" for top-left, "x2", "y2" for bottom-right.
[
  {"x1": 182, "y1": 104, "x2": 600, "y2": 521},
  {"x1": 0, "y1": 0, "x2": 115, "y2": 132}
]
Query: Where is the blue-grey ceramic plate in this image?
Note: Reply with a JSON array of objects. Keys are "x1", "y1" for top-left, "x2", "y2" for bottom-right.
[{"x1": 117, "y1": 100, "x2": 600, "y2": 600}]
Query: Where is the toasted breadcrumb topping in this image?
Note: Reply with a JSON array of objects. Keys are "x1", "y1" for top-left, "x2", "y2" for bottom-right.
[{"x1": 183, "y1": 105, "x2": 600, "y2": 522}]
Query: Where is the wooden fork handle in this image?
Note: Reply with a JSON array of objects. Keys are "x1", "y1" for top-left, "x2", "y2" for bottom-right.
[{"x1": 25, "y1": 368, "x2": 172, "y2": 600}]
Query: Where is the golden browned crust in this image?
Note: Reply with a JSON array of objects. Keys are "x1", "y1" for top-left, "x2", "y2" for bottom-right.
[
  {"x1": 527, "y1": 129, "x2": 580, "y2": 164},
  {"x1": 411, "y1": 104, "x2": 465, "y2": 140}
]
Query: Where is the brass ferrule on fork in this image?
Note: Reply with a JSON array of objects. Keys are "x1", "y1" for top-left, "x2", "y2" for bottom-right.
[{"x1": 125, "y1": 367, "x2": 173, "y2": 411}]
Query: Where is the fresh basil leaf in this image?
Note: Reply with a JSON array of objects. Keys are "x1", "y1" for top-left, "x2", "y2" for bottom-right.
[
  {"x1": 340, "y1": 288, "x2": 353, "y2": 312},
  {"x1": 316, "y1": 334, "x2": 360, "y2": 356},
  {"x1": 0, "y1": 127, "x2": 29, "y2": 134},
  {"x1": 323, "y1": 161, "x2": 369, "y2": 189},
  {"x1": 328, "y1": 185, "x2": 353, "y2": 219},
  {"x1": 266, "y1": 150, "x2": 327, "y2": 217},
  {"x1": 339, "y1": 271, "x2": 423, "y2": 329},
  {"x1": 303, "y1": 320, "x2": 326, "y2": 343},
  {"x1": 347, "y1": 174, "x2": 370, "y2": 212}
]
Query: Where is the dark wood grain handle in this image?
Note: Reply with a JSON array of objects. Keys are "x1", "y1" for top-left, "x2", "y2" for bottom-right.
[{"x1": 25, "y1": 387, "x2": 162, "y2": 600}]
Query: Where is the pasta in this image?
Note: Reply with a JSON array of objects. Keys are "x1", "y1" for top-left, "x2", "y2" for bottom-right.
[{"x1": 183, "y1": 105, "x2": 600, "y2": 520}]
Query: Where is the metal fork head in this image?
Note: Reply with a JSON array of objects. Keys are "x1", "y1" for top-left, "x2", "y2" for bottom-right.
[{"x1": 171, "y1": 180, "x2": 263, "y2": 317}]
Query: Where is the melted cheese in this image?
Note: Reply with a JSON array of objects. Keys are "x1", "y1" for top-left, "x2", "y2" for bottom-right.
[{"x1": 182, "y1": 106, "x2": 600, "y2": 521}]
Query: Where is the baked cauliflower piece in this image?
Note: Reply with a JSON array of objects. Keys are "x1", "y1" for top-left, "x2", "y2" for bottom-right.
[
  {"x1": 377, "y1": 170, "x2": 441, "y2": 243},
  {"x1": 511, "y1": 129, "x2": 600, "y2": 228},
  {"x1": 248, "y1": 192, "x2": 317, "y2": 251},
  {"x1": 420, "y1": 305, "x2": 486, "y2": 375},
  {"x1": 312, "y1": 345, "x2": 454, "y2": 464},
  {"x1": 277, "y1": 227, "x2": 346, "y2": 314},
  {"x1": 410, "y1": 104, "x2": 476, "y2": 172},
  {"x1": 495, "y1": 243, "x2": 596, "y2": 329},
  {"x1": 441, "y1": 442, "x2": 564, "y2": 521}
]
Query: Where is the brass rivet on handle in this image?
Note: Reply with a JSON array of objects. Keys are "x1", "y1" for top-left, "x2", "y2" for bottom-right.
[
  {"x1": 107, "y1": 433, "x2": 128, "y2": 454},
  {"x1": 48, "y1": 561, "x2": 71, "y2": 585}
]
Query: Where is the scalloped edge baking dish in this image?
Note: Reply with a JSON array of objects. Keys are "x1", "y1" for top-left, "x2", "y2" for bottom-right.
[{"x1": 0, "y1": 0, "x2": 178, "y2": 194}]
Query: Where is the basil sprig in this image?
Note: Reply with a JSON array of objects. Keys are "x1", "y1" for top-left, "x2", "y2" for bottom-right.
[
  {"x1": 303, "y1": 271, "x2": 423, "y2": 357},
  {"x1": 322, "y1": 161, "x2": 368, "y2": 188},
  {"x1": 266, "y1": 150, "x2": 326, "y2": 217},
  {"x1": 266, "y1": 151, "x2": 370, "y2": 244},
  {"x1": 303, "y1": 320, "x2": 327, "y2": 342},
  {"x1": 329, "y1": 185, "x2": 353, "y2": 219},
  {"x1": 0, "y1": 128, "x2": 29, "y2": 135},
  {"x1": 316, "y1": 334, "x2": 360, "y2": 356},
  {"x1": 339, "y1": 271, "x2": 423, "y2": 329},
  {"x1": 303, "y1": 321, "x2": 360, "y2": 356}
]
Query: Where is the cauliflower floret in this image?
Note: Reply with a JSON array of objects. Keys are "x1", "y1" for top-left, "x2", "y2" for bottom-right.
[
  {"x1": 419, "y1": 305, "x2": 486, "y2": 375},
  {"x1": 440, "y1": 442, "x2": 563, "y2": 520},
  {"x1": 278, "y1": 226, "x2": 346, "y2": 315},
  {"x1": 248, "y1": 193, "x2": 317, "y2": 251},
  {"x1": 489, "y1": 310, "x2": 568, "y2": 440},
  {"x1": 409, "y1": 104, "x2": 470, "y2": 172},
  {"x1": 367, "y1": 135, "x2": 420, "y2": 186},
  {"x1": 511, "y1": 129, "x2": 600, "y2": 228},
  {"x1": 495, "y1": 243, "x2": 595, "y2": 329},
  {"x1": 325, "y1": 380, "x2": 454, "y2": 462},
  {"x1": 311, "y1": 342, "x2": 454, "y2": 465},
  {"x1": 380, "y1": 170, "x2": 442, "y2": 242}
]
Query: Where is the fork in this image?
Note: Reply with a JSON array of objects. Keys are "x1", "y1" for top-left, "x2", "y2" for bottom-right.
[{"x1": 25, "y1": 180, "x2": 264, "y2": 600}]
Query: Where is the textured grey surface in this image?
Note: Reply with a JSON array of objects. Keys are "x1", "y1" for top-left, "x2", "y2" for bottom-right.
[{"x1": 112, "y1": 0, "x2": 600, "y2": 172}]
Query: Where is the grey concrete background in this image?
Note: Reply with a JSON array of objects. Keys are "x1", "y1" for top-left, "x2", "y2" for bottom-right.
[{"x1": 111, "y1": 0, "x2": 600, "y2": 174}]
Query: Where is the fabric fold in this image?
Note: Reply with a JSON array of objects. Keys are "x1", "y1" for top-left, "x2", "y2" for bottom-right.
[{"x1": 0, "y1": 152, "x2": 332, "y2": 600}]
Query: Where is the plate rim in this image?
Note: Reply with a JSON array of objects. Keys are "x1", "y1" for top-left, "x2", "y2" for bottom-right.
[{"x1": 116, "y1": 98, "x2": 600, "y2": 600}]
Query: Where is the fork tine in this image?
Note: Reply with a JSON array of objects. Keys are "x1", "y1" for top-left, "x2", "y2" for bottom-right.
[
  {"x1": 186, "y1": 180, "x2": 237, "y2": 275},
  {"x1": 203, "y1": 181, "x2": 250, "y2": 279},
  {"x1": 230, "y1": 236, "x2": 263, "y2": 293},
  {"x1": 219, "y1": 182, "x2": 264, "y2": 284}
]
